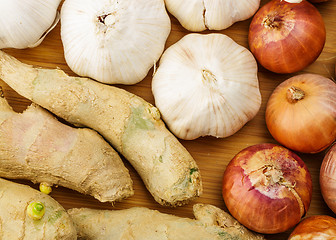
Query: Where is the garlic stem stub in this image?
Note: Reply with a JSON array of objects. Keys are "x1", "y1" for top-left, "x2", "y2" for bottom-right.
[
  {"x1": 61, "y1": 0, "x2": 171, "y2": 85},
  {"x1": 164, "y1": 0, "x2": 260, "y2": 32},
  {"x1": 0, "y1": 0, "x2": 61, "y2": 49},
  {"x1": 152, "y1": 33, "x2": 261, "y2": 140}
]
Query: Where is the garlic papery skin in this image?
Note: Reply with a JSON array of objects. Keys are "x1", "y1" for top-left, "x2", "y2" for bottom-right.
[
  {"x1": 152, "y1": 33, "x2": 261, "y2": 140},
  {"x1": 164, "y1": 0, "x2": 261, "y2": 32},
  {"x1": 61, "y1": 0, "x2": 171, "y2": 85},
  {"x1": 0, "y1": 0, "x2": 61, "y2": 49}
]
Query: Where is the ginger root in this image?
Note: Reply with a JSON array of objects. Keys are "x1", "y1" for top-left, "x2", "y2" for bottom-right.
[
  {"x1": 68, "y1": 204, "x2": 264, "y2": 239},
  {"x1": 0, "y1": 50, "x2": 202, "y2": 206},
  {"x1": 0, "y1": 178, "x2": 77, "y2": 239},
  {"x1": 0, "y1": 87, "x2": 133, "y2": 203}
]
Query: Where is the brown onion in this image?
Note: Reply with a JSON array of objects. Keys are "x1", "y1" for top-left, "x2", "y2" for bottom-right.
[
  {"x1": 289, "y1": 215, "x2": 336, "y2": 239},
  {"x1": 248, "y1": 0, "x2": 326, "y2": 74},
  {"x1": 320, "y1": 144, "x2": 336, "y2": 214},
  {"x1": 222, "y1": 143, "x2": 312, "y2": 234},
  {"x1": 266, "y1": 74, "x2": 336, "y2": 153}
]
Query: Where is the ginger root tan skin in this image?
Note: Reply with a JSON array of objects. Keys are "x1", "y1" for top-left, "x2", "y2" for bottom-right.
[
  {"x1": 0, "y1": 50, "x2": 202, "y2": 207},
  {"x1": 68, "y1": 204, "x2": 264, "y2": 240},
  {"x1": 0, "y1": 178, "x2": 77, "y2": 240},
  {"x1": 0, "y1": 87, "x2": 133, "y2": 203}
]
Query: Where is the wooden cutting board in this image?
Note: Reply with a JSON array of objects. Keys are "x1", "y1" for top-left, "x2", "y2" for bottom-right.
[{"x1": 1, "y1": 0, "x2": 335, "y2": 239}]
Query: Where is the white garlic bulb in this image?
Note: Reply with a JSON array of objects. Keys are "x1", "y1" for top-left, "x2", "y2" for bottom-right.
[
  {"x1": 152, "y1": 33, "x2": 261, "y2": 140},
  {"x1": 0, "y1": 0, "x2": 61, "y2": 49},
  {"x1": 165, "y1": 0, "x2": 260, "y2": 31},
  {"x1": 61, "y1": 0, "x2": 171, "y2": 85}
]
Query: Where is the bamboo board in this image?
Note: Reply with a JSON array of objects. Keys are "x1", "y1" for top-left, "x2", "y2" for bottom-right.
[{"x1": 0, "y1": 0, "x2": 335, "y2": 239}]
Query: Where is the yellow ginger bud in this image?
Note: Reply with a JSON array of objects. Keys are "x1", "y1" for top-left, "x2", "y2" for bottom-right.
[
  {"x1": 39, "y1": 182, "x2": 52, "y2": 195},
  {"x1": 27, "y1": 202, "x2": 45, "y2": 220}
]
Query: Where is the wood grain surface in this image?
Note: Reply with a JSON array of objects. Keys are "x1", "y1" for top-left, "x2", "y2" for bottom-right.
[{"x1": 1, "y1": 0, "x2": 335, "y2": 239}]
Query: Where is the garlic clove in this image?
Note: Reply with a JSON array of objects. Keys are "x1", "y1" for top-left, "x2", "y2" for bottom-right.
[
  {"x1": 0, "y1": 0, "x2": 61, "y2": 49},
  {"x1": 61, "y1": 0, "x2": 171, "y2": 85},
  {"x1": 204, "y1": 0, "x2": 261, "y2": 30},
  {"x1": 163, "y1": 1, "x2": 206, "y2": 32},
  {"x1": 152, "y1": 33, "x2": 261, "y2": 140},
  {"x1": 165, "y1": 0, "x2": 261, "y2": 31},
  {"x1": 27, "y1": 11, "x2": 60, "y2": 48}
]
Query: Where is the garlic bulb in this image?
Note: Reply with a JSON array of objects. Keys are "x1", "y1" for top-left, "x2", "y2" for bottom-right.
[
  {"x1": 165, "y1": 0, "x2": 260, "y2": 32},
  {"x1": 0, "y1": 0, "x2": 61, "y2": 49},
  {"x1": 61, "y1": 0, "x2": 171, "y2": 85},
  {"x1": 152, "y1": 33, "x2": 261, "y2": 140}
]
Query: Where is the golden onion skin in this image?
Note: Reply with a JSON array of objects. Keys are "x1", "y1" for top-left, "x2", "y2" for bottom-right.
[
  {"x1": 265, "y1": 74, "x2": 336, "y2": 153},
  {"x1": 289, "y1": 215, "x2": 336, "y2": 239}
]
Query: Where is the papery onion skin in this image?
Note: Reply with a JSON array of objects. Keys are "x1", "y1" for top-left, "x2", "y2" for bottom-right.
[
  {"x1": 289, "y1": 215, "x2": 336, "y2": 239},
  {"x1": 222, "y1": 143, "x2": 312, "y2": 234},
  {"x1": 320, "y1": 144, "x2": 336, "y2": 214},
  {"x1": 248, "y1": 0, "x2": 326, "y2": 74},
  {"x1": 265, "y1": 74, "x2": 336, "y2": 153}
]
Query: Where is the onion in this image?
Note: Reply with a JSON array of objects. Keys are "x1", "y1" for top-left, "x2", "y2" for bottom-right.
[
  {"x1": 248, "y1": 0, "x2": 326, "y2": 74},
  {"x1": 222, "y1": 143, "x2": 312, "y2": 234},
  {"x1": 266, "y1": 74, "x2": 336, "y2": 153},
  {"x1": 289, "y1": 215, "x2": 336, "y2": 239},
  {"x1": 320, "y1": 144, "x2": 336, "y2": 214}
]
